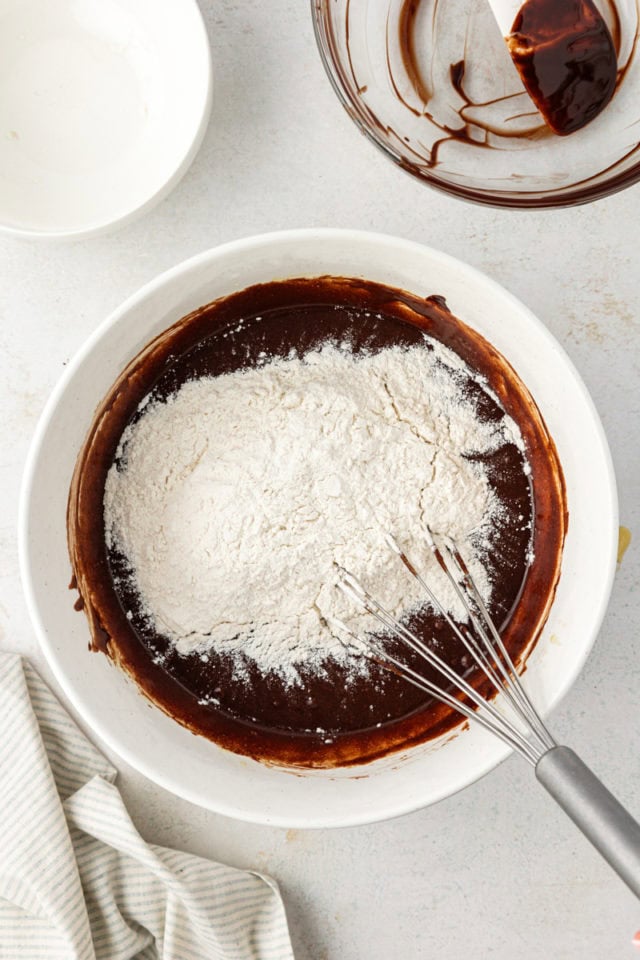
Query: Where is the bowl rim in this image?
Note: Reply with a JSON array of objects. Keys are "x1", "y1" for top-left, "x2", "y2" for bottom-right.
[
  {"x1": 0, "y1": 0, "x2": 213, "y2": 241},
  {"x1": 309, "y1": 0, "x2": 640, "y2": 210},
  {"x1": 18, "y1": 228, "x2": 619, "y2": 825}
]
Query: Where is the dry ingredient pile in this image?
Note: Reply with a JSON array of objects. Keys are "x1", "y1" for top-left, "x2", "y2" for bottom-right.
[{"x1": 104, "y1": 339, "x2": 528, "y2": 686}]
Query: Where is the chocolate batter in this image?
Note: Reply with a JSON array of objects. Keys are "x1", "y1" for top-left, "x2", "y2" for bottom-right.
[
  {"x1": 68, "y1": 277, "x2": 567, "y2": 767},
  {"x1": 508, "y1": 0, "x2": 617, "y2": 135}
]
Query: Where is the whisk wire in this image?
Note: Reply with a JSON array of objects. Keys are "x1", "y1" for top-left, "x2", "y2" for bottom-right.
[
  {"x1": 398, "y1": 533, "x2": 516, "y2": 700},
  {"x1": 333, "y1": 530, "x2": 556, "y2": 765},
  {"x1": 385, "y1": 531, "x2": 551, "y2": 756},
  {"x1": 337, "y1": 568, "x2": 509, "y2": 723},
  {"x1": 331, "y1": 618, "x2": 539, "y2": 763},
  {"x1": 441, "y1": 537, "x2": 556, "y2": 752},
  {"x1": 423, "y1": 530, "x2": 555, "y2": 754},
  {"x1": 335, "y1": 567, "x2": 542, "y2": 764}
]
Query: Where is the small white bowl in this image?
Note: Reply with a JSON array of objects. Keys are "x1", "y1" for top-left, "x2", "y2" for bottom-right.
[
  {"x1": 19, "y1": 229, "x2": 618, "y2": 827},
  {"x1": 0, "y1": 0, "x2": 212, "y2": 239}
]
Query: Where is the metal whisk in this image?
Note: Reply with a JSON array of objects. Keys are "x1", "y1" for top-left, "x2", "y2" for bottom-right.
[{"x1": 333, "y1": 528, "x2": 640, "y2": 900}]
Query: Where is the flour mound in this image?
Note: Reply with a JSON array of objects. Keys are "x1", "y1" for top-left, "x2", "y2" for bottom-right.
[{"x1": 104, "y1": 341, "x2": 527, "y2": 684}]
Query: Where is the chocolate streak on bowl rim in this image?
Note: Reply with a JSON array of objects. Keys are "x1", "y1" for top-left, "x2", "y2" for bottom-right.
[
  {"x1": 68, "y1": 277, "x2": 567, "y2": 769},
  {"x1": 311, "y1": 0, "x2": 640, "y2": 209}
]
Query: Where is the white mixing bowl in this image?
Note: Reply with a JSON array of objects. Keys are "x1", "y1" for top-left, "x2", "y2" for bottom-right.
[
  {"x1": 0, "y1": 0, "x2": 212, "y2": 238},
  {"x1": 19, "y1": 229, "x2": 618, "y2": 827}
]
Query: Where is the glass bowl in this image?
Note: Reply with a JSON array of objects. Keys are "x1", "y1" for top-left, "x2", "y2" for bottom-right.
[{"x1": 311, "y1": 0, "x2": 640, "y2": 208}]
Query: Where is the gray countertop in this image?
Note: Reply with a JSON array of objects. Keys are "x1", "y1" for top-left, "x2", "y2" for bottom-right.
[{"x1": 1, "y1": 2, "x2": 639, "y2": 957}]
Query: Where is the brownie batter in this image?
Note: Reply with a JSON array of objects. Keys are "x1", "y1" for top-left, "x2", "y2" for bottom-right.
[
  {"x1": 68, "y1": 277, "x2": 567, "y2": 767},
  {"x1": 507, "y1": 0, "x2": 617, "y2": 135}
]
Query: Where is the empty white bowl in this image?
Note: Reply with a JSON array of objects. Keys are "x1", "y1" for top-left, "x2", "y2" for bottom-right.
[
  {"x1": 19, "y1": 229, "x2": 618, "y2": 826},
  {"x1": 0, "y1": 0, "x2": 212, "y2": 238}
]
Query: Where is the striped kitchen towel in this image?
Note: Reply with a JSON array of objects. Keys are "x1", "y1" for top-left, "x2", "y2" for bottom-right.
[{"x1": 0, "y1": 653, "x2": 294, "y2": 960}]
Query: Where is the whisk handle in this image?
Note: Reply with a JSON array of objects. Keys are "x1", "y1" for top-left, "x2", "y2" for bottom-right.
[{"x1": 536, "y1": 745, "x2": 640, "y2": 900}]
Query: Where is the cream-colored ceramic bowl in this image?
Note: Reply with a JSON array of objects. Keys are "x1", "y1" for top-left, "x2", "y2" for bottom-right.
[
  {"x1": 0, "y1": 0, "x2": 212, "y2": 238},
  {"x1": 19, "y1": 230, "x2": 617, "y2": 826}
]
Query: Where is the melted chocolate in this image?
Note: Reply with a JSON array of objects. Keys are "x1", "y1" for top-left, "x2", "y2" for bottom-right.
[
  {"x1": 508, "y1": 0, "x2": 617, "y2": 135},
  {"x1": 398, "y1": 0, "x2": 619, "y2": 150},
  {"x1": 68, "y1": 278, "x2": 567, "y2": 768}
]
